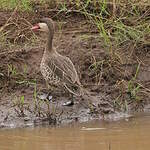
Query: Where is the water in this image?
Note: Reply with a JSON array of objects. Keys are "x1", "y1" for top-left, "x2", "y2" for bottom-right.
[{"x1": 0, "y1": 113, "x2": 150, "y2": 150}]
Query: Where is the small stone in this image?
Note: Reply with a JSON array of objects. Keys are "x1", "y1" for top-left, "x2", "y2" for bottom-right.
[
  {"x1": 24, "y1": 117, "x2": 30, "y2": 122},
  {"x1": 63, "y1": 100, "x2": 74, "y2": 106},
  {"x1": 92, "y1": 44, "x2": 96, "y2": 48},
  {"x1": 48, "y1": 95, "x2": 53, "y2": 101},
  {"x1": 0, "y1": 73, "x2": 4, "y2": 77},
  {"x1": 38, "y1": 93, "x2": 53, "y2": 101},
  {"x1": 38, "y1": 93, "x2": 47, "y2": 100}
]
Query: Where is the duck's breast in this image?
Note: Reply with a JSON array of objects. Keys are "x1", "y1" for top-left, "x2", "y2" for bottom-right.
[{"x1": 40, "y1": 57, "x2": 60, "y2": 84}]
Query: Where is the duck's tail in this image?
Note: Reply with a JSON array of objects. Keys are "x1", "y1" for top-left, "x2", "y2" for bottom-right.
[{"x1": 63, "y1": 83, "x2": 81, "y2": 97}]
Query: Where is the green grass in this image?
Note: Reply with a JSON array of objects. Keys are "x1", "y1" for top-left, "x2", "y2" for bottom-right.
[
  {"x1": 0, "y1": 0, "x2": 149, "y2": 112},
  {"x1": 1, "y1": 0, "x2": 149, "y2": 50},
  {"x1": 52, "y1": 0, "x2": 150, "y2": 54},
  {"x1": 127, "y1": 63, "x2": 141, "y2": 101},
  {"x1": 13, "y1": 95, "x2": 26, "y2": 116},
  {"x1": 8, "y1": 64, "x2": 17, "y2": 76},
  {"x1": 0, "y1": 0, "x2": 32, "y2": 11}
]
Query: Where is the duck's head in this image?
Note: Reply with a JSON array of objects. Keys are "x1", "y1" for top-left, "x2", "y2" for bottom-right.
[{"x1": 31, "y1": 18, "x2": 54, "y2": 33}]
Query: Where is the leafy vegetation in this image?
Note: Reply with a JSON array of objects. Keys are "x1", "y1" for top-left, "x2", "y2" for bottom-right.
[
  {"x1": 0, "y1": 0, "x2": 32, "y2": 11},
  {"x1": 0, "y1": 0, "x2": 149, "y2": 51},
  {"x1": 0, "y1": 0, "x2": 149, "y2": 114}
]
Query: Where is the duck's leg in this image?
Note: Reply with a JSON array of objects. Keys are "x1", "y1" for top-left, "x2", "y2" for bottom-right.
[
  {"x1": 46, "y1": 83, "x2": 54, "y2": 100},
  {"x1": 62, "y1": 86, "x2": 75, "y2": 106},
  {"x1": 38, "y1": 82, "x2": 54, "y2": 100},
  {"x1": 71, "y1": 93, "x2": 75, "y2": 103}
]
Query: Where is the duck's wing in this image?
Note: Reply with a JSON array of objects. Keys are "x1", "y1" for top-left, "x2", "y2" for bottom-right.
[{"x1": 48, "y1": 54, "x2": 80, "y2": 85}]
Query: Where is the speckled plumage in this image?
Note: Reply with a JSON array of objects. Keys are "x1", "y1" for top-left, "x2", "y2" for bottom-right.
[{"x1": 38, "y1": 18, "x2": 81, "y2": 95}]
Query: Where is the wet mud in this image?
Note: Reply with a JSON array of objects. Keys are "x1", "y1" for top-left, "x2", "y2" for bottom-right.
[{"x1": 0, "y1": 8, "x2": 150, "y2": 128}]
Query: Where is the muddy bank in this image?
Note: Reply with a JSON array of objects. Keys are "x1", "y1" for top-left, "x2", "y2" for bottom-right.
[
  {"x1": 0, "y1": 47, "x2": 116, "y2": 128},
  {"x1": 0, "y1": 7, "x2": 150, "y2": 128}
]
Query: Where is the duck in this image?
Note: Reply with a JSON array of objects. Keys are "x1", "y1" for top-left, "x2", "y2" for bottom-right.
[{"x1": 31, "y1": 18, "x2": 83, "y2": 101}]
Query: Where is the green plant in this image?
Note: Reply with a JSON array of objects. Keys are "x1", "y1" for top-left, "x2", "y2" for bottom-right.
[
  {"x1": 0, "y1": 72, "x2": 4, "y2": 77},
  {"x1": 88, "y1": 59, "x2": 105, "y2": 84},
  {"x1": 44, "y1": 99, "x2": 57, "y2": 124},
  {"x1": 13, "y1": 95, "x2": 26, "y2": 116},
  {"x1": 0, "y1": 0, "x2": 32, "y2": 11},
  {"x1": 22, "y1": 64, "x2": 27, "y2": 77},
  {"x1": 94, "y1": 17, "x2": 111, "y2": 47},
  {"x1": 58, "y1": 1, "x2": 67, "y2": 14},
  {"x1": 128, "y1": 63, "x2": 141, "y2": 101},
  {"x1": 32, "y1": 80, "x2": 40, "y2": 114},
  {"x1": 8, "y1": 64, "x2": 17, "y2": 76}
]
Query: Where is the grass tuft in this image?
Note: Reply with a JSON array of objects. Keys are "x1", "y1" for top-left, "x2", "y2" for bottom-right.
[{"x1": 0, "y1": 0, "x2": 32, "y2": 11}]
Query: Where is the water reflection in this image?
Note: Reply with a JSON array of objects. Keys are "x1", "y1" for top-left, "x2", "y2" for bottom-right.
[{"x1": 0, "y1": 113, "x2": 150, "y2": 150}]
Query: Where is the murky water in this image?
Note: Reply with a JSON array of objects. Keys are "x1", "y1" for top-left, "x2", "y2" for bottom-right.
[{"x1": 0, "y1": 113, "x2": 150, "y2": 150}]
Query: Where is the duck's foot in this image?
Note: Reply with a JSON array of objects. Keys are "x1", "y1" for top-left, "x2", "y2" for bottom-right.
[
  {"x1": 63, "y1": 100, "x2": 74, "y2": 106},
  {"x1": 63, "y1": 94, "x2": 76, "y2": 106},
  {"x1": 38, "y1": 92, "x2": 53, "y2": 101}
]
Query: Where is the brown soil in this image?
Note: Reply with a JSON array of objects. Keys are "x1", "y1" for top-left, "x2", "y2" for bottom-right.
[{"x1": 0, "y1": 8, "x2": 150, "y2": 128}]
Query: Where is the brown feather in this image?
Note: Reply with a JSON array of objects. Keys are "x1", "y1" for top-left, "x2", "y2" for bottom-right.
[{"x1": 38, "y1": 18, "x2": 81, "y2": 95}]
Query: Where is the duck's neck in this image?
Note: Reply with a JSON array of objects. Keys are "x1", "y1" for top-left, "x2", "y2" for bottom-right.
[{"x1": 46, "y1": 27, "x2": 54, "y2": 52}]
